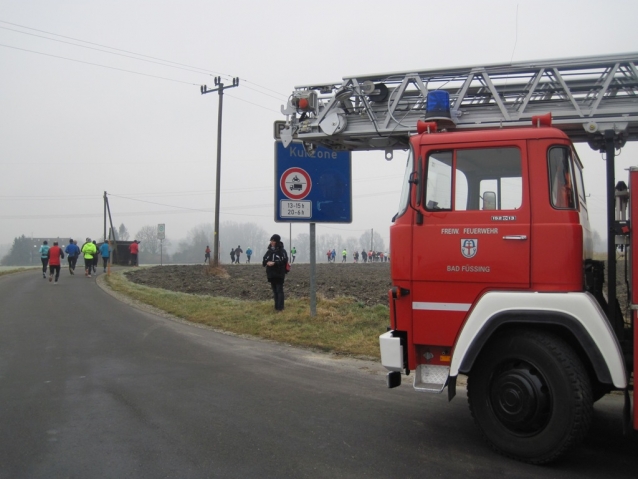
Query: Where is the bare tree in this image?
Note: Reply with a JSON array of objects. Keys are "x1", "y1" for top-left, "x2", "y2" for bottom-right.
[
  {"x1": 344, "y1": 236, "x2": 359, "y2": 259},
  {"x1": 316, "y1": 233, "x2": 344, "y2": 262},
  {"x1": 135, "y1": 225, "x2": 161, "y2": 256},
  {"x1": 292, "y1": 233, "x2": 310, "y2": 263},
  {"x1": 170, "y1": 222, "x2": 269, "y2": 264},
  {"x1": 118, "y1": 223, "x2": 130, "y2": 241},
  {"x1": 219, "y1": 221, "x2": 269, "y2": 263},
  {"x1": 359, "y1": 230, "x2": 385, "y2": 253},
  {"x1": 191, "y1": 224, "x2": 214, "y2": 262}
]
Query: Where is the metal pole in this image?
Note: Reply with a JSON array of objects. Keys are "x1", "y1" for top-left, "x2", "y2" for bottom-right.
[
  {"x1": 103, "y1": 191, "x2": 107, "y2": 243},
  {"x1": 105, "y1": 195, "x2": 118, "y2": 266},
  {"x1": 213, "y1": 85, "x2": 224, "y2": 267},
  {"x1": 605, "y1": 131, "x2": 617, "y2": 329},
  {"x1": 201, "y1": 77, "x2": 240, "y2": 267},
  {"x1": 310, "y1": 222, "x2": 316, "y2": 316}
]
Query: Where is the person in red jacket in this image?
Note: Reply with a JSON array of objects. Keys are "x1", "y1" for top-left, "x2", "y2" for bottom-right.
[
  {"x1": 48, "y1": 241, "x2": 65, "y2": 284},
  {"x1": 129, "y1": 240, "x2": 140, "y2": 266}
]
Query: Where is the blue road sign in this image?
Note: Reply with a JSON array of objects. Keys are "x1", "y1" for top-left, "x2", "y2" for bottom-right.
[{"x1": 275, "y1": 141, "x2": 352, "y2": 223}]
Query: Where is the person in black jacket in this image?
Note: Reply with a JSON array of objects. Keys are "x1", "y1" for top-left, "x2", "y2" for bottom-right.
[{"x1": 262, "y1": 234, "x2": 288, "y2": 311}]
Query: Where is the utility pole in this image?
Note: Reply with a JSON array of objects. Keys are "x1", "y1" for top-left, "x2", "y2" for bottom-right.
[
  {"x1": 201, "y1": 76, "x2": 240, "y2": 267},
  {"x1": 103, "y1": 191, "x2": 107, "y2": 243}
]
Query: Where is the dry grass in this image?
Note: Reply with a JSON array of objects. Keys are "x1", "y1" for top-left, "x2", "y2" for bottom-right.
[
  {"x1": 203, "y1": 264, "x2": 230, "y2": 278},
  {"x1": 106, "y1": 271, "x2": 388, "y2": 358},
  {"x1": 0, "y1": 267, "x2": 33, "y2": 277}
]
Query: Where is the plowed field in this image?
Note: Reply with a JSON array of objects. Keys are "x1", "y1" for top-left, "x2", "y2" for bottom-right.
[{"x1": 125, "y1": 262, "x2": 392, "y2": 307}]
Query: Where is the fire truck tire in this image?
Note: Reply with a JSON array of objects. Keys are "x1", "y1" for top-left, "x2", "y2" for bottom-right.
[{"x1": 467, "y1": 329, "x2": 593, "y2": 464}]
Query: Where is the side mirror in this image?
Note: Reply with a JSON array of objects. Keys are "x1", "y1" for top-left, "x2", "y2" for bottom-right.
[{"x1": 483, "y1": 191, "x2": 497, "y2": 210}]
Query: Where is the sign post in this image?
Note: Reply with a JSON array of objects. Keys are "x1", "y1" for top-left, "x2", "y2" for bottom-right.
[{"x1": 157, "y1": 224, "x2": 165, "y2": 266}]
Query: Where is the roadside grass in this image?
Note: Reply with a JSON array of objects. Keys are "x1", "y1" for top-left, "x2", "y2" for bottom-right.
[
  {"x1": 0, "y1": 267, "x2": 33, "y2": 277},
  {"x1": 105, "y1": 271, "x2": 389, "y2": 358}
]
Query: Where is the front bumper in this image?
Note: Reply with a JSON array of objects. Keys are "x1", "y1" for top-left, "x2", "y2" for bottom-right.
[{"x1": 379, "y1": 331, "x2": 403, "y2": 372}]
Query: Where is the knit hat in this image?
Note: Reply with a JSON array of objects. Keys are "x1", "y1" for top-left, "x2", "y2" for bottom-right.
[{"x1": 270, "y1": 234, "x2": 281, "y2": 242}]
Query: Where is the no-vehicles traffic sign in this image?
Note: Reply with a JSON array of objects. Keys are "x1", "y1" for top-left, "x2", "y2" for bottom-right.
[{"x1": 274, "y1": 141, "x2": 352, "y2": 223}]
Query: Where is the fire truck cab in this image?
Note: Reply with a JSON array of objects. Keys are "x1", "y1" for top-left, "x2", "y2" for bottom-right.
[{"x1": 381, "y1": 120, "x2": 627, "y2": 463}]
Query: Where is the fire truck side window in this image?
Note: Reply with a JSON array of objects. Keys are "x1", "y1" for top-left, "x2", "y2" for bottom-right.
[
  {"x1": 548, "y1": 147, "x2": 576, "y2": 209},
  {"x1": 425, "y1": 151, "x2": 453, "y2": 210},
  {"x1": 425, "y1": 148, "x2": 522, "y2": 211},
  {"x1": 456, "y1": 147, "x2": 522, "y2": 211}
]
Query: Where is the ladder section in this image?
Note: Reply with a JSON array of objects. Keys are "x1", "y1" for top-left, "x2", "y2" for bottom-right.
[{"x1": 279, "y1": 53, "x2": 638, "y2": 151}]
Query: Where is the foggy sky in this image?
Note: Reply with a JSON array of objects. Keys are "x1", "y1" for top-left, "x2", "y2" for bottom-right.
[{"x1": 1, "y1": 0, "x2": 637, "y2": 252}]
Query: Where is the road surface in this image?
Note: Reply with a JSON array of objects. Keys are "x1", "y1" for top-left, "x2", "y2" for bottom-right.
[{"x1": 0, "y1": 270, "x2": 636, "y2": 478}]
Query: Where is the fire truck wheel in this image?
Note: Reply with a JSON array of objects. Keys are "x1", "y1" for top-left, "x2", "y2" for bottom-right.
[{"x1": 467, "y1": 329, "x2": 593, "y2": 464}]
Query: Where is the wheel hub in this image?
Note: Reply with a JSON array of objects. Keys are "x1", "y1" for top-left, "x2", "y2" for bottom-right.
[{"x1": 490, "y1": 364, "x2": 551, "y2": 435}]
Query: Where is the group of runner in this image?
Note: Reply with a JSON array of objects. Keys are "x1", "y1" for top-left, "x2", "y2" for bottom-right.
[
  {"x1": 325, "y1": 249, "x2": 389, "y2": 263},
  {"x1": 38, "y1": 238, "x2": 111, "y2": 283}
]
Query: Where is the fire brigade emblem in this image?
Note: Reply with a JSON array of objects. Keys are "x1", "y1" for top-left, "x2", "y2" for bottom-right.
[{"x1": 461, "y1": 238, "x2": 478, "y2": 258}]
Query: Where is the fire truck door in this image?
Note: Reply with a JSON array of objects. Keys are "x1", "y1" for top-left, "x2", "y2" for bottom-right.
[{"x1": 410, "y1": 146, "x2": 531, "y2": 346}]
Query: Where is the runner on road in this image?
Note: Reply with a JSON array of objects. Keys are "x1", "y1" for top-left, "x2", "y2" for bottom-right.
[
  {"x1": 81, "y1": 238, "x2": 97, "y2": 278},
  {"x1": 39, "y1": 240, "x2": 50, "y2": 279},
  {"x1": 47, "y1": 241, "x2": 65, "y2": 284},
  {"x1": 99, "y1": 241, "x2": 110, "y2": 273},
  {"x1": 65, "y1": 239, "x2": 80, "y2": 275}
]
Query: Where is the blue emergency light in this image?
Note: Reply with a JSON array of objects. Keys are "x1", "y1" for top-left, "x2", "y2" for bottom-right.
[{"x1": 425, "y1": 90, "x2": 451, "y2": 120}]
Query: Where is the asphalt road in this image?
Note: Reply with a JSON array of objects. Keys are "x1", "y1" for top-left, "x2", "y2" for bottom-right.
[{"x1": 0, "y1": 269, "x2": 636, "y2": 478}]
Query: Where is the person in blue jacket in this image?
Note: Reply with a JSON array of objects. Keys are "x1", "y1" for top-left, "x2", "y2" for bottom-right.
[
  {"x1": 39, "y1": 240, "x2": 50, "y2": 278},
  {"x1": 65, "y1": 239, "x2": 80, "y2": 275},
  {"x1": 99, "y1": 241, "x2": 110, "y2": 273}
]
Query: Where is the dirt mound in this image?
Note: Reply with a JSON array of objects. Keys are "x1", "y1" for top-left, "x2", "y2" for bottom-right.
[{"x1": 125, "y1": 262, "x2": 392, "y2": 307}]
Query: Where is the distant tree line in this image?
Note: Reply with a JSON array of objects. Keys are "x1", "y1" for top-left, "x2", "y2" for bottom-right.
[
  {"x1": 1, "y1": 235, "x2": 32, "y2": 266},
  {"x1": 1, "y1": 223, "x2": 388, "y2": 266}
]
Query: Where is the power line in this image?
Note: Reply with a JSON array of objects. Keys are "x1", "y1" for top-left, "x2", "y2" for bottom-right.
[
  {"x1": 240, "y1": 79, "x2": 288, "y2": 100},
  {"x1": 107, "y1": 194, "x2": 212, "y2": 212},
  {"x1": 0, "y1": 25, "x2": 218, "y2": 77},
  {"x1": 226, "y1": 93, "x2": 279, "y2": 113},
  {"x1": 0, "y1": 19, "x2": 230, "y2": 78},
  {"x1": 237, "y1": 83, "x2": 287, "y2": 101},
  {"x1": 0, "y1": 19, "x2": 288, "y2": 99},
  {"x1": 0, "y1": 43, "x2": 198, "y2": 85},
  {"x1": 0, "y1": 42, "x2": 286, "y2": 111}
]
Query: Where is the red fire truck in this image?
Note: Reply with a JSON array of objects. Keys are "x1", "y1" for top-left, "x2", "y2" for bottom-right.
[{"x1": 278, "y1": 53, "x2": 638, "y2": 463}]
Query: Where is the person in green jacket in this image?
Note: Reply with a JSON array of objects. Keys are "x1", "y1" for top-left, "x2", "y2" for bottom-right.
[{"x1": 81, "y1": 237, "x2": 97, "y2": 278}]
